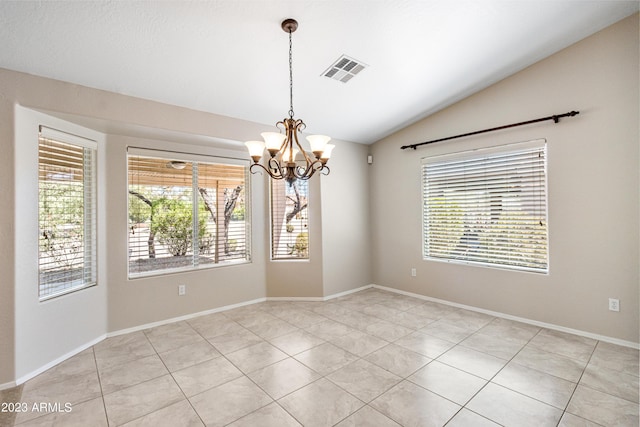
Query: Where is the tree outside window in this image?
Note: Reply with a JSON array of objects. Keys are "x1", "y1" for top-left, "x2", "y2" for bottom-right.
[
  {"x1": 127, "y1": 154, "x2": 249, "y2": 277},
  {"x1": 38, "y1": 130, "x2": 97, "y2": 299}
]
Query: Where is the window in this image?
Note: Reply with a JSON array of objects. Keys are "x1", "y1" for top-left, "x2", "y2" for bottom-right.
[
  {"x1": 422, "y1": 139, "x2": 548, "y2": 273},
  {"x1": 38, "y1": 126, "x2": 97, "y2": 299},
  {"x1": 127, "y1": 149, "x2": 249, "y2": 277},
  {"x1": 271, "y1": 179, "x2": 309, "y2": 259}
]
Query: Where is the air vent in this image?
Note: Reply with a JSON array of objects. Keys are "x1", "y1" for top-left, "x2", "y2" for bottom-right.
[{"x1": 322, "y1": 55, "x2": 367, "y2": 83}]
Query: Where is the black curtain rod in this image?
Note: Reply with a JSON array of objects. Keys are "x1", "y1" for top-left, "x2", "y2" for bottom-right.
[{"x1": 400, "y1": 110, "x2": 580, "y2": 150}]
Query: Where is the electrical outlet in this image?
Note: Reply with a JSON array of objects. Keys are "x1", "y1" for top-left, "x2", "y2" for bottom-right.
[
  {"x1": 178, "y1": 285, "x2": 186, "y2": 296},
  {"x1": 608, "y1": 298, "x2": 619, "y2": 312},
  {"x1": 411, "y1": 268, "x2": 417, "y2": 277}
]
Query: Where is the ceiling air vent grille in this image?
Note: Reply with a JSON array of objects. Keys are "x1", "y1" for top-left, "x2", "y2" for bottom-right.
[{"x1": 322, "y1": 55, "x2": 367, "y2": 83}]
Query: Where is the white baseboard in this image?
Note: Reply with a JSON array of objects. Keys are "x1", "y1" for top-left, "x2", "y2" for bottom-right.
[
  {"x1": 372, "y1": 284, "x2": 640, "y2": 350},
  {"x1": 0, "y1": 380, "x2": 17, "y2": 391},
  {"x1": 11, "y1": 297, "x2": 269, "y2": 386},
  {"x1": 266, "y1": 296, "x2": 326, "y2": 302},
  {"x1": 107, "y1": 297, "x2": 267, "y2": 338},
  {"x1": 266, "y1": 284, "x2": 374, "y2": 302},
  {"x1": 324, "y1": 285, "x2": 374, "y2": 300},
  {"x1": 109, "y1": 285, "x2": 373, "y2": 337},
  {"x1": 10, "y1": 283, "x2": 636, "y2": 388},
  {"x1": 14, "y1": 334, "x2": 106, "y2": 386}
]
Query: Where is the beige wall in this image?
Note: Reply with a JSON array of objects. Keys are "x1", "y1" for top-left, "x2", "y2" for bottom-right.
[
  {"x1": 266, "y1": 175, "x2": 325, "y2": 298},
  {"x1": 0, "y1": 103, "x2": 16, "y2": 386},
  {"x1": 14, "y1": 108, "x2": 108, "y2": 382},
  {"x1": 104, "y1": 135, "x2": 268, "y2": 331},
  {"x1": 321, "y1": 138, "x2": 372, "y2": 296},
  {"x1": 370, "y1": 14, "x2": 639, "y2": 343},
  {"x1": 0, "y1": 64, "x2": 371, "y2": 385},
  {"x1": 265, "y1": 136, "x2": 373, "y2": 298}
]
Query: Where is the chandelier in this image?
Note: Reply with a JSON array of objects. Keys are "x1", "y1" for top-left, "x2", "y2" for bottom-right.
[{"x1": 245, "y1": 18, "x2": 334, "y2": 184}]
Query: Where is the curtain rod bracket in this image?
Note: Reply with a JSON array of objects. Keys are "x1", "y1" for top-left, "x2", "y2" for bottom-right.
[{"x1": 401, "y1": 110, "x2": 579, "y2": 150}]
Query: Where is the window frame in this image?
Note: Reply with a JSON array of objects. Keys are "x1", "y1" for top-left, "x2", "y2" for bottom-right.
[
  {"x1": 126, "y1": 147, "x2": 251, "y2": 279},
  {"x1": 38, "y1": 126, "x2": 98, "y2": 300},
  {"x1": 269, "y1": 179, "x2": 311, "y2": 261},
  {"x1": 421, "y1": 139, "x2": 549, "y2": 274}
]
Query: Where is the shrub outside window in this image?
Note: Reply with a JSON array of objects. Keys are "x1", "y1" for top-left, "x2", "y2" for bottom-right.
[
  {"x1": 38, "y1": 126, "x2": 97, "y2": 300},
  {"x1": 422, "y1": 139, "x2": 548, "y2": 273},
  {"x1": 127, "y1": 149, "x2": 249, "y2": 277}
]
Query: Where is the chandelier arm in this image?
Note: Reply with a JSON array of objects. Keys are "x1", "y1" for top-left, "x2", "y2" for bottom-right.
[
  {"x1": 275, "y1": 120, "x2": 287, "y2": 152},
  {"x1": 267, "y1": 157, "x2": 287, "y2": 178},
  {"x1": 293, "y1": 167, "x2": 315, "y2": 181},
  {"x1": 249, "y1": 161, "x2": 287, "y2": 180},
  {"x1": 293, "y1": 159, "x2": 325, "y2": 180},
  {"x1": 270, "y1": 120, "x2": 289, "y2": 158},
  {"x1": 290, "y1": 119, "x2": 314, "y2": 166},
  {"x1": 249, "y1": 162, "x2": 273, "y2": 177}
]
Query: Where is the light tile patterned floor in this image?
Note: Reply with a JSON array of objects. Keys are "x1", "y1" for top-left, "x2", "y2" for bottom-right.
[{"x1": 1, "y1": 288, "x2": 638, "y2": 426}]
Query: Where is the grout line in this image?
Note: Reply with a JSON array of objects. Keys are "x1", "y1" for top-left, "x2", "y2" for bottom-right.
[
  {"x1": 91, "y1": 347, "x2": 110, "y2": 427},
  {"x1": 151, "y1": 339, "x2": 202, "y2": 426},
  {"x1": 0, "y1": 384, "x2": 24, "y2": 427},
  {"x1": 552, "y1": 328, "x2": 593, "y2": 427},
  {"x1": 558, "y1": 341, "x2": 599, "y2": 427},
  {"x1": 15, "y1": 288, "x2": 637, "y2": 427},
  {"x1": 372, "y1": 284, "x2": 639, "y2": 350}
]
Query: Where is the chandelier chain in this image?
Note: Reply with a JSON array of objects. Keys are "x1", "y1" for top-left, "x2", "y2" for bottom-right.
[{"x1": 288, "y1": 28, "x2": 294, "y2": 119}]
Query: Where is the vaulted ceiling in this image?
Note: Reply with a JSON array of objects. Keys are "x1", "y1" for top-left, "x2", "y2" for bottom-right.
[{"x1": 0, "y1": 1, "x2": 637, "y2": 144}]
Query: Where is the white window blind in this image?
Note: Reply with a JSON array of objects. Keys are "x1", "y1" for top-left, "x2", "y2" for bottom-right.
[
  {"x1": 271, "y1": 180, "x2": 309, "y2": 259},
  {"x1": 127, "y1": 150, "x2": 249, "y2": 277},
  {"x1": 422, "y1": 139, "x2": 548, "y2": 273},
  {"x1": 38, "y1": 127, "x2": 97, "y2": 299}
]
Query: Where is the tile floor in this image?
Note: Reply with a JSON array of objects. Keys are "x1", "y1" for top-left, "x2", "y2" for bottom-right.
[{"x1": 1, "y1": 288, "x2": 638, "y2": 426}]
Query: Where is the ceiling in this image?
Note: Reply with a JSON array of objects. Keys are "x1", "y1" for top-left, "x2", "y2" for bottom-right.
[{"x1": 0, "y1": 1, "x2": 637, "y2": 144}]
